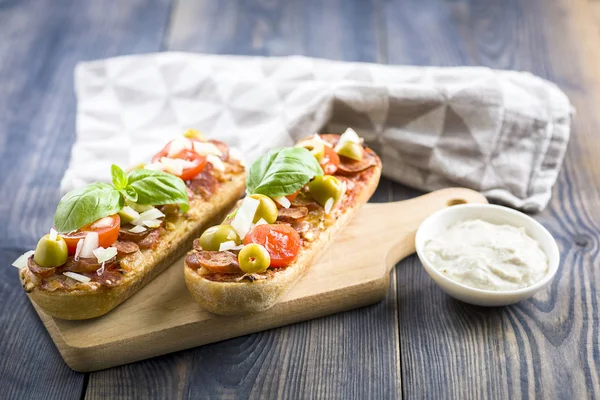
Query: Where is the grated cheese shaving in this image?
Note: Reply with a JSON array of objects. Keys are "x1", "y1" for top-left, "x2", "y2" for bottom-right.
[
  {"x1": 91, "y1": 216, "x2": 114, "y2": 229},
  {"x1": 340, "y1": 180, "x2": 347, "y2": 200},
  {"x1": 143, "y1": 219, "x2": 162, "y2": 228},
  {"x1": 92, "y1": 246, "x2": 117, "y2": 263},
  {"x1": 63, "y1": 271, "x2": 91, "y2": 283},
  {"x1": 273, "y1": 196, "x2": 291, "y2": 209},
  {"x1": 96, "y1": 263, "x2": 105, "y2": 276},
  {"x1": 231, "y1": 196, "x2": 260, "y2": 239},
  {"x1": 192, "y1": 141, "x2": 222, "y2": 156},
  {"x1": 219, "y1": 241, "x2": 244, "y2": 252},
  {"x1": 167, "y1": 137, "x2": 193, "y2": 156},
  {"x1": 159, "y1": 157, "x2": 197, "y2": 176},
  {"x1": 12, "y1": 251, "x2": 35, "y2": 269},
  {"x1": 74, "y1": 239, "x2": 84, "y2": 261},
  {"x1": 129, "y1": 225, "x2": 147, "y2": 233},
  {"x1": 324, "y1": 197, "x2": 334, "y2": 214},
  {"x1": 207, "y1": 154, "x2": 225, "y2": 171},
  {"x1": 229, "y1": 148, "x2": 246, "y2": 166},
  {"x1": 79, "y1": 232, "x2": 99, "y2": 259},
  {"x1": 132, "y1": 208, "x2": 165, "y2": 226},
  {"x1": 144, "y1": 162, "x2": 165, "y2": 171}
]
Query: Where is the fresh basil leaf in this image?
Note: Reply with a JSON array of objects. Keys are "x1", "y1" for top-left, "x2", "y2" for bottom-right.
[
  {"x1": 247, "y1": 147, "x2": 323, "y2": 197},
  {"x1": 111, "y1": 164, "x2": 128, "y2": 190},
  {"x1": 54, "y1": 182, "x2": 123, "y2": 233},
  {"x1": 127, "y1": 169, "x2": 190, "y2": 213},
  {"x1": 119, "y1": 186, "x2": 138, "y2": 202}
]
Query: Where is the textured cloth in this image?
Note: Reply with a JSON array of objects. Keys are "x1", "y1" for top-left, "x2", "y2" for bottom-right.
[{"x1": 63, "y1": 53, "x2": 572, "y2": 212}]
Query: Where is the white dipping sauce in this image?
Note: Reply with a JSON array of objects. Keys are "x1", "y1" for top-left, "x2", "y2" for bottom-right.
[{"x1": 424, "y1": 219, "x2": 548, "y2": 291}]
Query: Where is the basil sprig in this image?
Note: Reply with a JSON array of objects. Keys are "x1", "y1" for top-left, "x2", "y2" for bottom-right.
[
  {"x1": 53, "y1": 182, "x2": 124, "y2": 234},
  {"x1": 111, "y1": 164, "x2": 128, "y2": 192},
  {"x1": 54, "y1": 165, "x2": 189, "y2": 233},
  {"x1": 127, "y1": 169, "x2": 189, "y2": 212},
  {"x1": 247, "y1": 147, "x2": 323, "y2": 197}
]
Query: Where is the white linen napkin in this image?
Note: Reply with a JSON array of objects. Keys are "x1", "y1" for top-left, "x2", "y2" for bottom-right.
[{"x1": 63, "y1": 53, "x2": 572, "y2": 212}]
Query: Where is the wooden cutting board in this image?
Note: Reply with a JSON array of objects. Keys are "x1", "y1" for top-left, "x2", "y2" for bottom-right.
[{"x1": 32, "y1": 188, "x2": 487, "y2": 372}]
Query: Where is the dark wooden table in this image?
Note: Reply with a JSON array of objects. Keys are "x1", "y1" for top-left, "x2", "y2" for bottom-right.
[{"x1": 2, "y1": 0, "x2": 599, "y2": 398}]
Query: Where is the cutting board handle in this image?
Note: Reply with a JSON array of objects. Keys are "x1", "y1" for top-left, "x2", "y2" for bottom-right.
[{"x1": 354, "y1": 188, "x2": 488, "y2": 274}]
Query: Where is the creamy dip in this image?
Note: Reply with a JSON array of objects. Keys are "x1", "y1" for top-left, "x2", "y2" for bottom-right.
[{"x1": 424, "y1": 219, "x2": 548, "y2": 291}]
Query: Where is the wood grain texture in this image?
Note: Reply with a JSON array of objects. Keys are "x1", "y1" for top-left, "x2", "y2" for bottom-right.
[
  {"x1": 0, "y1": 249, "x2": 82, "y2": 400},
  {"x1": 85, "y1": 0, "x2": 402, "y2": 398},
  {"x1": 0, "y1": 0, "x2": 172, "y2": 398},
  {"x1": 590, "y1": 0, "x2": 600, "y2": 34},
  {"x1": 85, "y1": 183, "x2": 405, "y2": 399},
  {"x1": 384, "y1": 0, "x2": 600, "y2": 398},
  {"x1": 166, "y1": 0, "x2": 385, "y2": 62}
]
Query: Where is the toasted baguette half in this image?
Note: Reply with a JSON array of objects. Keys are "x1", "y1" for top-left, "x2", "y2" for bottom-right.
[
  {"x1": 20, "y1": 165, "x2": 245, "y2": 320},
  {"x1": 185, "y1": 139, "x2": 381, "y2": 315}
]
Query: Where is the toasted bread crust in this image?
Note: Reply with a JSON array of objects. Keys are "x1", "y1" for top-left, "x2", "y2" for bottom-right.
[
  {"x1": 21, "y1": 173, "x2": 246, "y2": 320},
  {"x1": 184, "y1": 158, "x2": 381, "y2": 316}
]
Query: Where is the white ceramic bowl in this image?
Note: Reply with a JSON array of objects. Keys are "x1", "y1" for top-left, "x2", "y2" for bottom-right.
[{"x1": 415, "y1": 204, "x2": 560, "y2": 306}]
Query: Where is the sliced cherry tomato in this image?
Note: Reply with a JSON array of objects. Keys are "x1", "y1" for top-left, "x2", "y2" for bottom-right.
[
  {"x1": 243, "y1": 224, "x2": 301, "y2": 267},
  {"x1": 320, "y1": 146, "x2": 340, "y2": 175},
  {"x1": 62, "y1": 214, "x2": 121, "y2": 255},
  {"x1": 152, "y1": 140, "x2": 207, "y2": 181}
]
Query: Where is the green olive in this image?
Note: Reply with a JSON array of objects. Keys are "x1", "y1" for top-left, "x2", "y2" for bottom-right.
[
  {"x1": 199, "y1": 224, "x2": 241, "y2": 251},
  {"x1": 296, "y1": 139, "x2": 325, "y2": 162},
  {"x1": 249, "y1": 194, "x2": 279, "y2": 224},
  {"x1": 238, "y1": 243, "x2": 271, "y2": 273},
  {"x1": 336, "y1": 141, "x2": 363, "y2": 161},
  {"x1": 308, "y1": 175, "x2": 344, "y2": 207},
  {"x1": 34, "y1": 234, "x2": 69, "y2": 267}
]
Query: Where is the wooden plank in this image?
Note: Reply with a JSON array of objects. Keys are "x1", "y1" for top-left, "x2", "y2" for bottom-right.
[
  {"x1": 590, "y1": 0, "x2": 600, "y2": 34},
  {"x1": 384, "y1": 0, "x2": 600, "y2": 397},
  {"x1": 165, "y1": 0, "x2": 386, "y2": 62},
  {"x1": 0, "y1": 249, "x2": 82, "y2": 400},
  {"x1": 0, "y1": 0, "x2": 172, "y2": 398},
  {"x1": 85, "y1": 1, "x2": 401, "y2": 398},
  {"x1": 87, "y1": 181, "x2": 400, "y2": 398},
  {"x1": 88, "y1": 196, "x2": 400, "y2": 398}
]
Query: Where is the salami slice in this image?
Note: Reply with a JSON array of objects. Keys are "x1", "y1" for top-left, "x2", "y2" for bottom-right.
[
  {"x1": 112, "y1": 240, "x2": 139, "y2": 255},
  {"x1": 291, "y1": 197, "x2": 321, "y2": 211},
  {"x1": 336, "y1": 153, "x2": 377, "y2": 175},
  {"x1": 185, "y1": 250, "x2": 242, "y2": 273},
  {"x1": 93, "y1": 269, "x2": 123, "y2": 287},
  {"x1": 65, "y1": 257, "x2": 116, "y2": 274},
  {"x1": 188, "y1": 163, "x2": 217, "y2": 199},
  {"x1": 137, "y1": 228, "x2": 163, "y2": 250},
  {"x1": 27, "y1": 256, "x2": 56, "y2": 278},
  {"x1": 119, "y1": 225, "x2": 150, "y2": 242},
  {"x1": 208, "y1": 139, "x2": 230, "y2": 161},
  {"x1": 277, "y1": 206, "x2": 309, "y2": 223}
]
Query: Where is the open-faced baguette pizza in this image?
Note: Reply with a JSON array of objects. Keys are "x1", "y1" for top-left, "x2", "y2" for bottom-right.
[
  {"x1": 14, "y1": 130, "x2": 245, "y2": 320},
  {"x1": 184, "y1": 129, "x2": 382, "y2": 315}
]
